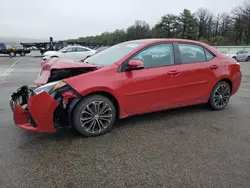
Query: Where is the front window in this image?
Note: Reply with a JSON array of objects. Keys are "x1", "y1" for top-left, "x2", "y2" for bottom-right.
[
  {"x1": 84, "y1": 41, "x2": 148, "y2": 66},
  {"x1": 131, "y1": 43, "x2": 174, "y2": 68}
]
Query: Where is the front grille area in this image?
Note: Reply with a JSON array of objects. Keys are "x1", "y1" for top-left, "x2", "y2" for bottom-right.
[{"x1": 10, "y1": 85, "x2": 34, "y2": 109}]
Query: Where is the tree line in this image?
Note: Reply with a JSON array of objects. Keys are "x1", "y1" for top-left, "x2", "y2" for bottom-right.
[{"x1": 68, "y1": 0, "x2": 250, "y2": 46}]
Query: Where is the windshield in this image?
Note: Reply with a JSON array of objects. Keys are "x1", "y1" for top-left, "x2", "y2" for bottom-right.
[
  {"x1": 84, "y1": 41, "x2": 148, "y2": 65},
  {"x1": 57, "y1": 47, "x2": 69, "y2": 52}
]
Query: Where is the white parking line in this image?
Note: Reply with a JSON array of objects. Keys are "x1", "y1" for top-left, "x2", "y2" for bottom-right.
[{"x1": 0, "y1": 58, "x2": 21, "y2": 83}]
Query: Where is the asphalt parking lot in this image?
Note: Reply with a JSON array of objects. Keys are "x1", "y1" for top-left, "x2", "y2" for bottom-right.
[{"x1": 0, "y1": 52, "x2": 250, "y2": 188}]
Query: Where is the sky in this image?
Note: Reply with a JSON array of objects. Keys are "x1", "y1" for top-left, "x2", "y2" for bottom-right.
[{"x1": 0, "y1": 0, "x2": 246, "y2": 40}]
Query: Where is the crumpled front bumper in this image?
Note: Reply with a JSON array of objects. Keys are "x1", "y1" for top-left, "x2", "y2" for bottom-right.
[{"x1": 10, "y1": 85, "x2": 59, "y2": 133}]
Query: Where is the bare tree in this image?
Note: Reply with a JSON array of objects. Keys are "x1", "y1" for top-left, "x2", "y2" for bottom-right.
[{"x1": 195, "y1": 8, "x2": 214, "y2": 39}]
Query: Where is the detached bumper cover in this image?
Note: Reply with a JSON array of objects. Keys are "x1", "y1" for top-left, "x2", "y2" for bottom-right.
[{"x1": 10, "y1": 86, "x2": 59, "y2": 133}]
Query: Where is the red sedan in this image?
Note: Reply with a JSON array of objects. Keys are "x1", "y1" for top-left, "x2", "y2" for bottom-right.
[{"x1": 10, "y1": 39, "x2": 242, "y2": 137}]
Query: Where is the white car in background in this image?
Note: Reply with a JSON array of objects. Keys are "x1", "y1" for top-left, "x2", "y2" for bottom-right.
[
  {"x1": 42, "y1": 46, "x2": 96, "y2": 61},
  {"x1": 225, "y1": 50, "x2": 250, "y2": 62}
]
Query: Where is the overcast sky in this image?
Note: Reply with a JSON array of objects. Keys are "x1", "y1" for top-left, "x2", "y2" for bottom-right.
[{"x1": 0, "y1": 0, "x2": 246, "y2": 40}]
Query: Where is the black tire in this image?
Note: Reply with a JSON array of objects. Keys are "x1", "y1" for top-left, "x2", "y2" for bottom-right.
[
  {"x1": 246, "y1": 56, "x2": 250, "y2": 62},
  {"x1": 9, "y1": 51, "x2": 16, "y2": 57},
  {"x1": 208, "y1": 81, "x2": 231, "y2": 110},
  {"x1": 20, "y1": 52, "x2": 26, "y2": 56},
  {"x1": 72, "y1": 95, "x2": 116, "y2": 137}
]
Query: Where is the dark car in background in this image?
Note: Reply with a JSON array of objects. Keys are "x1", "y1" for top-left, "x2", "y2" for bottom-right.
[{"x1": 0, "y1": 42, "x2": 31, "y2": 57}]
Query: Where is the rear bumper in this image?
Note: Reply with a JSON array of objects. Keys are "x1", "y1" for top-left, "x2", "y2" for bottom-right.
[
  {"x1": 10, "y1": 86, "x2": 59, "y2": 133},
  {"x1": 231, "y1": 71, "x2": 242, "y2": 95}
]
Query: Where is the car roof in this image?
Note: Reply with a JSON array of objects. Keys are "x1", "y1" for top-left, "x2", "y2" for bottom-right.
[
  {"x1": 119, "y1": 38, "x2": 224, "y2": 59},
  {"x1": 127, "y1": 38, "x2": 208, "y2": 45},
  {"x1": 67, "y1": 45, "x2": 93, "y2": 50},
  {"x1": 122, "y1": 38, "x2": 213, "y2": 49}
]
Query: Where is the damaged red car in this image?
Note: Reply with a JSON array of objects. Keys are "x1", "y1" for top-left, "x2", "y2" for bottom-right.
[{"x1": 10, "y1": 39, "x2": 242, "y2": 137}]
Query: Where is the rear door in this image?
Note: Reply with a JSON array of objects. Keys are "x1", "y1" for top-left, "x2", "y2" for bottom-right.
[
  {"x1": 74, "y1": 47, "x2": 93, "y2": 60},
  {"x1": 172, "y1": 42, "x2": 219, "y2": 105},
  {"x1": 240, "y1": 50, "x2": 249, "y2": 61}
]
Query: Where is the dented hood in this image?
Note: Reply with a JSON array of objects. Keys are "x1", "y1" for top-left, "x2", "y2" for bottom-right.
[{"x1": 35, "y1": 58, "x2": 101, "y2": 86}]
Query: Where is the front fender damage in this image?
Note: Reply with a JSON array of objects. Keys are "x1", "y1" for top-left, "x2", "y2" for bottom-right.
[{"x1": 10, "y1": 84, "x2": 81, "y2": 133}]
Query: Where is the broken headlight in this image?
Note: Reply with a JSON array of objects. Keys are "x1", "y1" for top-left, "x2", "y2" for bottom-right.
[{"x1": 33, "y1": 80, "x2": 63, "y2": 94}]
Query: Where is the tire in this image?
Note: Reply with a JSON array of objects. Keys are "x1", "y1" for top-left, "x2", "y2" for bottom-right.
[
  {"x1": 72, "y1": 95, "x2": 117, "y2": 137},
  {"x1": 208, "y1": 81, "x2": 231, "y2": 110},
  {"x1": 20, "y1": 52, "x2": 26, "y2": 56},
  {"x1": 246, "y1": 56, "x2": 250, "y2": 62},
  {"x1": 232, "y1": 56, "x2": 237, "y2": 61},
  {"x1": 9, "y1": 51, "x2": 16, "y2": 57}
]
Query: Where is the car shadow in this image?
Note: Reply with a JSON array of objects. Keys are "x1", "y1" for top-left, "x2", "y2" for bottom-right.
[
  {"x1": 114, "y1": 104, "x2": 210, "y2": 130},
  {"x1": 18, "y1": 103, "x2": 211, "y2": 146}
]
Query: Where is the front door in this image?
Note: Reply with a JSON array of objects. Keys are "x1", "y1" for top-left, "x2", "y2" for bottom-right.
[
  {"x1": 120, "y1": 43, "x2": 182, "y2": 115},
  {"x1": 60, "y1": 47, "x2": 75, "y2": 60}
]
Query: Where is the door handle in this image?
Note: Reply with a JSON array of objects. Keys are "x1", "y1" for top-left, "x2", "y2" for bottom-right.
[
  {"x1": 210, "y1": 64, "x2": 219, "y2": 69},
  {"x1": 167, "y1": 70, "x2": 180, "y2": 75}
]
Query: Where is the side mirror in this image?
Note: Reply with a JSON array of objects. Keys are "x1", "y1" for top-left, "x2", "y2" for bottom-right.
[
  {"x1": 127, "y1": 60, "x2": 144, "y2": 71},
  {"x1": 62, "y1": 50, "x2": 67, "y2": 53}
]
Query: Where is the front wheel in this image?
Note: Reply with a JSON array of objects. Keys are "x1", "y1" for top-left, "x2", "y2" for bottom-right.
[
  {"x1": 208, "y1": 81, "x2": 231, "y2": 110},
  {"x1": 72, "y1": 95, "x2": 116, "y2": 137},
  {"x1": 9, "y1": 51, "x2": 16, "y2": 57}
]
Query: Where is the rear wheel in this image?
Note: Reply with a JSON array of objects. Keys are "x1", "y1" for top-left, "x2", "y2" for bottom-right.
[
  {"x1": 246, "y1": 56, "x2": 250, "y2": 62},
  {"x1": 20, "y1": 52, "x2": 26, "y2": 56},
  {"x1": 208, "y1": 81, "x2": 231, "y2": 110},
  {"x1": 72, "y1": 95, "x2": 116, "y2": 137}
]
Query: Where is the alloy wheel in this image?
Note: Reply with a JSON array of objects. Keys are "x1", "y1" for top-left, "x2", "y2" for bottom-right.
[
  {"x1": 80, "y1": 101, "x2": 112, "y2": 134},
  {"x1": 213, "y1": 83, "x2": 230, "y2": 108}
]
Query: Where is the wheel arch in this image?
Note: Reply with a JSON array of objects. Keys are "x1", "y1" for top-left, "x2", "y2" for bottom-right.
[
  {"x1": 84, "y1": 91, "x2": 120, "y2": 119},
  {"x1": 69, "y1": 90, "x2": 121, "y2": 123},
  {"x1": 218, "y1": 78, "x2": 232, "y2": 92}
]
